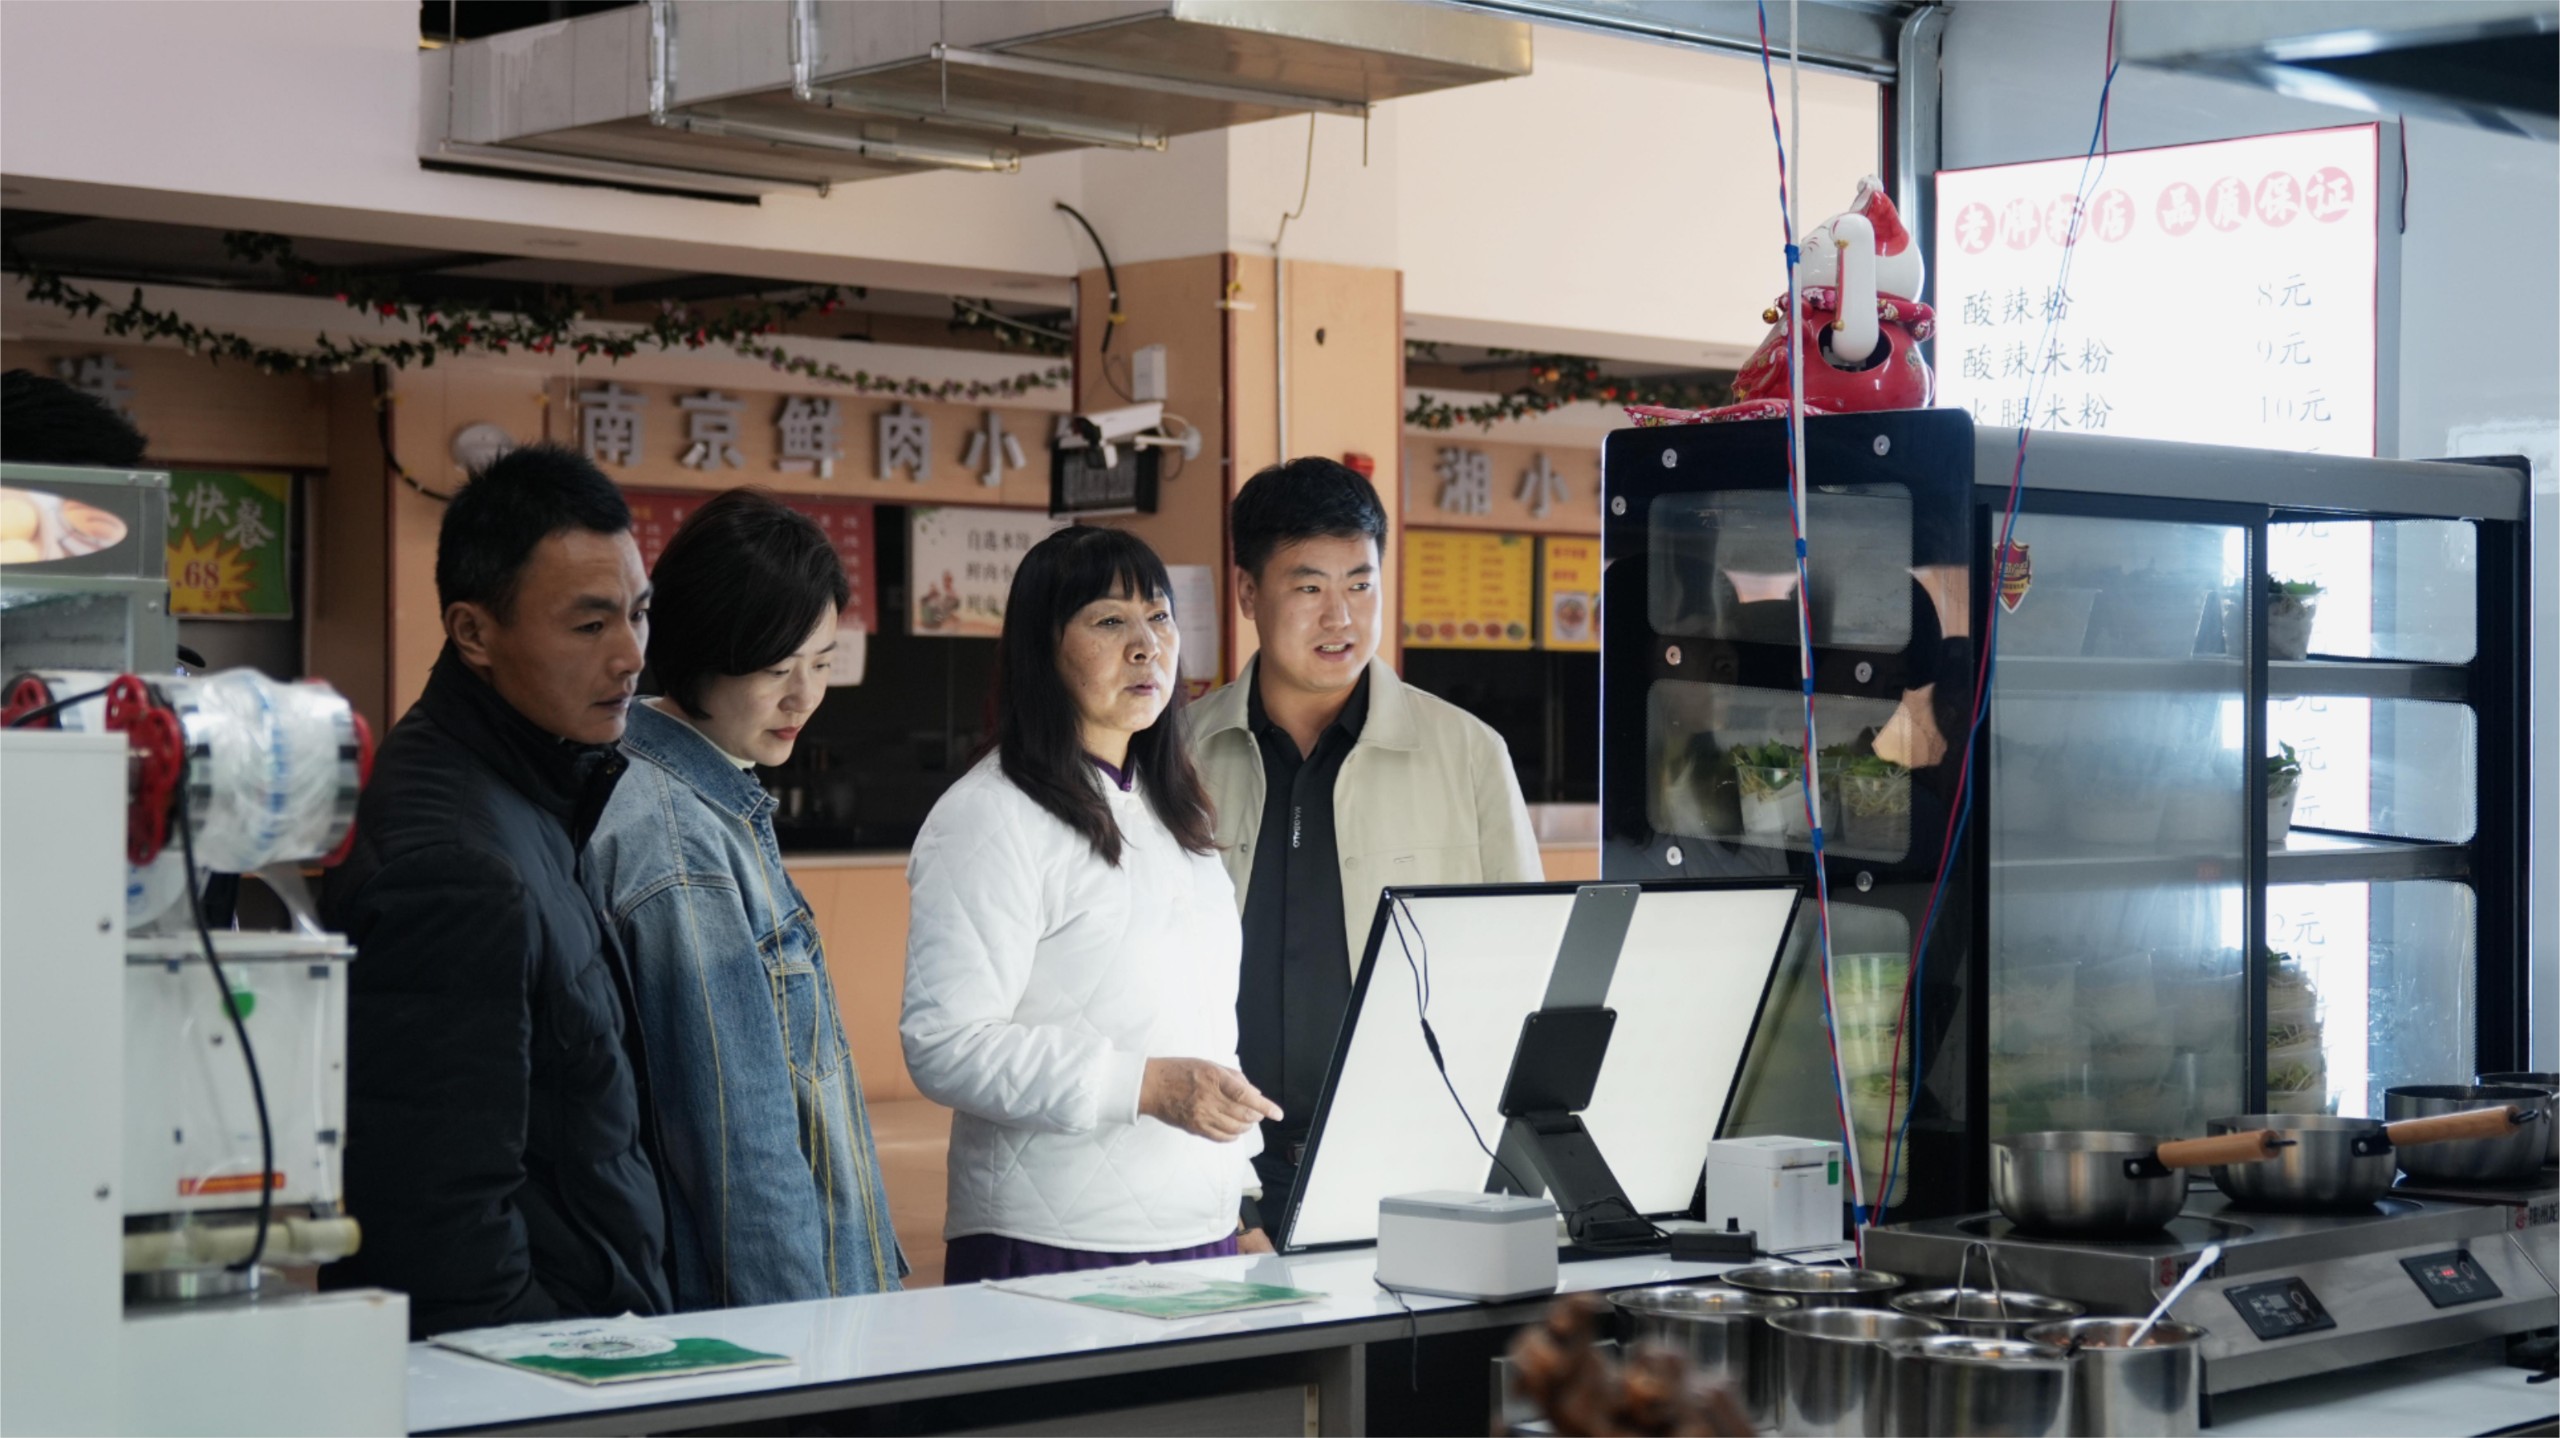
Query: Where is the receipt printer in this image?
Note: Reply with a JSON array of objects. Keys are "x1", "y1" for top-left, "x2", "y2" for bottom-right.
[
  {"x1": 1376, "y1": 1191, "x2": 1559, "y2": 1302},
  {"x1": 1704, "y1": 1137, "x2": 1842, "y2": 1254}
]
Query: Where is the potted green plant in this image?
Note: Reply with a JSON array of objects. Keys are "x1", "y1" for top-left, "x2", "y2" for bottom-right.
[
  {"x1": 1835, "y1": 751, "x2": 1911, "y2": 853},
  {"x1": 2267, "y1": 576, "x2": 2324, "y2": 660},
  {"x1": 1728, "y1": 740, "x2": 1806, "y2": 838},
  {"x1": 2267, "y1": 743, "x2": 2304, "y2": 843}
]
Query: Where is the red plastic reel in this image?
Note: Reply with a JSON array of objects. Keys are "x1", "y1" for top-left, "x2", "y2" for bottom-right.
[
  {"x1": 2, "y1": 674, "x2": 56, "y2": 728},
  {"x1": 102, "y1": 675, "x2": 185, "y2": 866}
]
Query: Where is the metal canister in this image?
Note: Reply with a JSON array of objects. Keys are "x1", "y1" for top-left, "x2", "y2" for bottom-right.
[
  {"x1": 1608, "y1": 1286, "x2": 1797, "y2": 1429},
  {"x1": 1771, "y1": 1307, "x2": 1943, "y2": 1437},
  {"x1": 1887, "y1": 1334, "x2": 2072, "y2": 1438},
  {"x1": 2025, "y1": 1318, "x2": 2206, "y2": 1437},
  {"x1": 1891, "y1": 1286, "x2": 2085, "y2": 1338},
  {"x1": 1722, "y1": 1263, "x2": 1905, "y2": 1308}
]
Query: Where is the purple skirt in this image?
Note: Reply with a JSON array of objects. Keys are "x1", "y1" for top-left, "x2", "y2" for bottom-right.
[{"x1": 944, "y1": 1232, "x2": 1239, "y2": 1285}]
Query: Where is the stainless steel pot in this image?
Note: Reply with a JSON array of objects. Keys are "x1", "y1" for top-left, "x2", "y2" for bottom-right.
[
  {"x1": 1887, "y1": 1333, "x2": 2072, "y2": 1438},
  {"x1": 1771, "y1": 1307, "x2": 1944, "y2": 1437},
  {"x1": 2023, "y1": 1317, "x2": 2205, "y2": 1438},
  {"x1": 1993, "y1": 1129, "x2": 2291, "y2": 1237},
  {"x1": 2384, "y1": 1086, "x2": 2549, "y2": 1183},
  {"x1": 1607, "y1": 1285, "x2": 1797, "y2": 1429},
  {"x1": 2478, "y1": 1073, "x2": 2560, "y2": 1166},
  {"x1": 1892, "y1": 1286, "x2": 2086, "y2": 1338},
  {"x1": 1721, "y1": 1263, "x2": 1904, "y2": 1308},
  {"x1": 2207, "y1": 1109, "x2": 2542, "y2": 1208}
]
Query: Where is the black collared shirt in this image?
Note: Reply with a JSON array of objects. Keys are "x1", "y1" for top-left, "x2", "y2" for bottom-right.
[{"x1": 1236, "y1": 670, "x2": 1369, "y2": 1232}]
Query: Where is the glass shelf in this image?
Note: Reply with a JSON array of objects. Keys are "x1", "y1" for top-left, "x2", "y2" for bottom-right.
[
  {"x1": 2268, "y1": 659, "x2": 2469, "y2": 702},
  {"x1": 2267, "y1": 829, "x2": 2471, "y2": 885},
  {"x1": 1996, "y1": 655, "x2": 2244, "y2": 694}
]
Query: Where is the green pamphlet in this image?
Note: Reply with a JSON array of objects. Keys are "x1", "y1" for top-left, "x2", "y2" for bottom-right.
[
  {"x1": 432, "y1": 1318, "x2": 793, "y2": 1386},
  {"x1": 984, "y1": 1266, "x2": 1323, "y2": 1320}
]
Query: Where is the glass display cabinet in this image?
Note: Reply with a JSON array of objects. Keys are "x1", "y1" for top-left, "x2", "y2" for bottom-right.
[{"x1": 1600, "y1": 410, "x2": 2531, "y2": 1218}]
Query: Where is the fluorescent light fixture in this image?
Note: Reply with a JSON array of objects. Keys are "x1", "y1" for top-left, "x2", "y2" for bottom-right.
[
  {"x1": 930, "y1": 43, "x2": 1371, "y2": 119},
  {"x1": 812, "y1": 86, "x2": 1168, "y2": 152},
  {"x1": 669, "y1": 113, "x2": 1021, "y2": 173}
]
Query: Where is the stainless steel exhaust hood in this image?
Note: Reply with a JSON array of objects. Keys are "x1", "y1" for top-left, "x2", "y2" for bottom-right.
[{"x1": 425, "y1": 0, "x2": 1533, "y2": 195}]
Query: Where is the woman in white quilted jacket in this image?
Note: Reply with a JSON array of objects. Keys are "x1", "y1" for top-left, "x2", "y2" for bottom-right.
[{"x1": 902, "y1": 525, "x2": 1283, "y2": 1283}]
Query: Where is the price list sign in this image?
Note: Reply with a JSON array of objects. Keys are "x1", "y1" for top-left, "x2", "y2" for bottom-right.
[
  {"x1": 1934, "y1": 123, "x2": 2380, "y2": 456},
  {"x1": 1403, "y1": 530, "x2": 1534, "y2": 650}
]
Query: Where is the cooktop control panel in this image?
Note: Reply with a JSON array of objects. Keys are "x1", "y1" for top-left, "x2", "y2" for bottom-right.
[
  {"x1": 2225, "y1": 1277, "x2": 2338, "y2": 1341},
  {"x1": 2400, "y1": 1249, "x2": 2503, "y2": 1308}
]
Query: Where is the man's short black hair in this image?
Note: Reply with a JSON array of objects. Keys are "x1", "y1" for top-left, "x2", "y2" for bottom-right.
[
  {"x1": 1231, "y1": 457, "x2": 1389, "y2": 578},
  {"x1": 0, "y1": 369, "x2": 149, "y2": 467},
  {"x1": 646, "y1": 488, "x2": 849, "y2": 718},
  {"x1": 435, "y1": 443, "x2": 631, "y2": 619}
]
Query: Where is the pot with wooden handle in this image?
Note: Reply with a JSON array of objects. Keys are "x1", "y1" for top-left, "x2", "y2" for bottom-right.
[
  {"x1": 2206, "y1": 1106, "x2": 2541, "y2": 1209},
  {"x1": 1993, "y1": 1129, "x2": 2294, "y2": 1238},
  {"x1": 2385, "y1": 1086, "x2": 2550, "y2": 1184}
]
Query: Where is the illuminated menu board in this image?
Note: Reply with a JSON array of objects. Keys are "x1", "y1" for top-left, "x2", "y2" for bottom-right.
[{"x1": 1934, "y1": 123, "x2": 2380, "y2": 457}]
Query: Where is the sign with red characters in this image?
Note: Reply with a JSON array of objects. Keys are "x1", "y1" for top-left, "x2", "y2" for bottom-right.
[
  {"x1": 1935, "y1": 124, "x2": 2381, "y2": 457},
  {"x1": 623, "y1": 488, "x2": 878, "y2": 632}
]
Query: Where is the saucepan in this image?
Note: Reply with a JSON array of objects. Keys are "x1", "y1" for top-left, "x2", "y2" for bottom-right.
[
  {"x1": 2205, "y1": 1107, "x2": 2541, "y2": 1210},
  {"x1": 2477, "y1": 1073, "x2": 2560, "y2": 1167},
  {"x1": 1992, "y1": 1129, "x2": 2292, "y2": 1238},
  {"x1": 2385, "y1": 1085, "x2": 2550, "y2": 1184}
]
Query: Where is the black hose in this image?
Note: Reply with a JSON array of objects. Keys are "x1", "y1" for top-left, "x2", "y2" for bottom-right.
[{"x1": 1053, "y1": 202, "x2": 1121, "y2": 356}]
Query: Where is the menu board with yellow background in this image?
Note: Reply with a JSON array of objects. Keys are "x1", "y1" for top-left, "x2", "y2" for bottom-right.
[
  {"x1": 1403, "y1": 530, "x2": 1534, "y2": 650},
  {"x1": 1541, "y1": 536, "x2": 1601, "y2": 651}
]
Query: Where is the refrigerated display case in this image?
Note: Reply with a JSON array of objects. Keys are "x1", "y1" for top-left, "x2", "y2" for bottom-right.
[{"x1": 1601, "y1": 410, "x2": 2531, "y2": 1218}]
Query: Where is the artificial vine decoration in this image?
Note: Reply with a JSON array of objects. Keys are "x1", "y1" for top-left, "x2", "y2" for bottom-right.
[
  {"x1": 1403, "y1": 345, "x2": 1730, "y2": 431},
  {"x1": 8, "y1": 232, "x2": 1072, "y2": 403}
]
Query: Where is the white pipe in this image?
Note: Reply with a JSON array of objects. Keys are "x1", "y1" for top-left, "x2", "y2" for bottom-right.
[{"x1": 1829, "y1": 212, "x2": 1881, "y2": 367}]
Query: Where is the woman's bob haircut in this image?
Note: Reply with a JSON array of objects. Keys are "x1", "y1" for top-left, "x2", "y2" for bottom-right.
[
  {"x1": 646, "y1": 488, "x2": 850, "y2": 717},
  {"x1": 993, "y1": 525, "x2": 1213, "y2": 864}
]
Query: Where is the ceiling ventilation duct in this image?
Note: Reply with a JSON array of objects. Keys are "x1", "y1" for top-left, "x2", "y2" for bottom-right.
[
  {"x1": 2117, "y1": 1, "x2": 2556, "y2": 142},
  {"x1": 424, "y1": 0, "x2": 1533, "y2": 196}
]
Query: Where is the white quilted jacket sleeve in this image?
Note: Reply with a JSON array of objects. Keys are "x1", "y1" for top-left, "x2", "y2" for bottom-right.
[{"x1": 900, "y1": 783, "x2": 1147, "y2": 1135}]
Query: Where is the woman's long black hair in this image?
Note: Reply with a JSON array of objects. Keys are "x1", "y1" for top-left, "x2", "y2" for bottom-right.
[{"x1": 993, "y1": 525, "x2": 1216, "y2": 865}]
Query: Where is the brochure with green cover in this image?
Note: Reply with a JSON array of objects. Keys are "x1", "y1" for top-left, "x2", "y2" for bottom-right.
[
  {"x1": 984, "y1": 1267, "x2": 1323, "y2": 1320},
  {"x1": 432, "y1": 1318, "x2": 793, "y2": 1386}
]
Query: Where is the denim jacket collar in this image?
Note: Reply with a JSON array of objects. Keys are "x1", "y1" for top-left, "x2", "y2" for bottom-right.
[{"x1": 619, "y1": 701, "x2": 775, "y2": 824}]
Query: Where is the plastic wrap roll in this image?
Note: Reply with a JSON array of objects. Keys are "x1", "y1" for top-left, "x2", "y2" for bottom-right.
[{"x1": 169, "y1": 670, "x2": 361, "y2": 873}]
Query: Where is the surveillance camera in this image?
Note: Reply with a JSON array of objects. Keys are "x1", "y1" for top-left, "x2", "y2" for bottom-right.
[{"x1": 1058, "y1": 402, "x2": 1165, "y2": 448}]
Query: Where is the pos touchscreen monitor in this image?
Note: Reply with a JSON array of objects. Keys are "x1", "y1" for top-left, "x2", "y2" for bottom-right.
[{"x1": 1279, "y1": 879, "x2": 1803, "y2": 1252}]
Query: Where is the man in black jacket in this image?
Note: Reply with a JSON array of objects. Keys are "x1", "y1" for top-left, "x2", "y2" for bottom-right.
[{"x1": 324, "y1": 444, "x2": 670, "y2": 1336}]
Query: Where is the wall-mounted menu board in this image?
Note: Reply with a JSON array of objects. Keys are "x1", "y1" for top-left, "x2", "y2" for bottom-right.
[
  {"x1": 1935, "y1": 123, "x2": 2380, "y2": 457},
  {"x1": 1403, "y1": 529, "x2": 1534, "y2": 650}
]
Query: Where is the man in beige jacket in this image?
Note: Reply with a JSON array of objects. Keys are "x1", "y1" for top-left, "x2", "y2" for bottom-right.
[{"x1": 1186, "y1": 458, "x2": 1541, "y2": 1250}]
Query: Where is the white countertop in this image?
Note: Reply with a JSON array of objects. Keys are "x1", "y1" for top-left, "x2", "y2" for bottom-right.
[
  {"x1": 2211, "y1": 1340, "x2": 2558, "y2": 1437},
  {"x1": 406, "y1": 1247, "x2": 1731, "y2": 1434}
]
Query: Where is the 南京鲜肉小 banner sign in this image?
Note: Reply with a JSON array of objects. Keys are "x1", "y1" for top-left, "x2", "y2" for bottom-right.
[{"x1": 1933, "y1": 123, "x2": 2380, "y2": 457}]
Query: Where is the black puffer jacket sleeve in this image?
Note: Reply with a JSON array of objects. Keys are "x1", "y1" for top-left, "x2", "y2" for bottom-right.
[{"x1": 339, "y1": 842, "x2": 561, "y2": 1334}]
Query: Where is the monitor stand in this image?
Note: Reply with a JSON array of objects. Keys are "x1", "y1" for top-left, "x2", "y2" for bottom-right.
[{"x1": 1483, "y1": 884, "x2": 1662, "y2": 1249}]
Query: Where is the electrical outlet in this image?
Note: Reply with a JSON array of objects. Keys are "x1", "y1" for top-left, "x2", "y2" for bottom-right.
[{"x1": 1131, "y1": 344, "x2": 1168, "y2": 403}]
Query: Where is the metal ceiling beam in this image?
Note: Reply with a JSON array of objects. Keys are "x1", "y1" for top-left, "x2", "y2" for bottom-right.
[{"x1": 1441, "y1": 0, "x2": 1908, "y2": 79}]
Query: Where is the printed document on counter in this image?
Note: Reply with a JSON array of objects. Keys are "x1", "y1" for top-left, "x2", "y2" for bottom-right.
[
  {"x1": 984, "y1": 1267, "x2": 1323, "y2": 1320},
  {"x1": 432, "y1": 1317, "x2": 793, "y2": 1385}
]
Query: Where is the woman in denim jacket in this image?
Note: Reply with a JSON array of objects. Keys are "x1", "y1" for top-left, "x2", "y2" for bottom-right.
[{"x1": 590, "y1": 489, "x2": 904, "y2": 1307}]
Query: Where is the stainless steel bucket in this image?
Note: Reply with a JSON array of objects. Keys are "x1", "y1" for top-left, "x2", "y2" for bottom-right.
[
  {"x1": 2024, "y1": 1317, "x2": 2206, "y2": 1437},
  {"x1": 1771, "y1": 1307, "x2": 1943, "y2": 1437},
  {"x1": 1722, "y1": 1263, "x2": 1904, "y2": 1308},
  {"x1": 1891, "y1": 1286, "x2": 2086, "y2": 1338},
  {"x1": 1887, "y1": 1333, "x2": 2072, "y2": 1438},
  {"x1": 1607, "y1": 1285, "x2": 1797, "y2": 1429}
]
